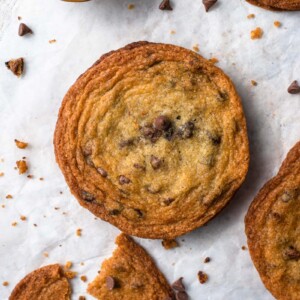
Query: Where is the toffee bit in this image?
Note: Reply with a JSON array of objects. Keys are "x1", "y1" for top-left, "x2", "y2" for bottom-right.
[
  {"x1": 65, "y1": 261, "x2": 72, "y2": 269},
  {"x1": 251, "y1": 27, "x2": 263, "y2": 40}
]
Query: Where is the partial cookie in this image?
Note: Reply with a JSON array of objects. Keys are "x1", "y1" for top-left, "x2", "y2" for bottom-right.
[
  {"x1": 54, "y1": 41, "x2": 249, "y2": 239},
  {"x1": 87, "y1": 233, "x2": 174, "y2": 300},
  {"x1": 246, "y1": 0, "x2": 300, "y2": 10},
  {"x1": 9, "y1": 264, "x2": 71, "y2": 300},
  {"x1": 245, "y1": 142, "x2": 300, "y2": 300}
]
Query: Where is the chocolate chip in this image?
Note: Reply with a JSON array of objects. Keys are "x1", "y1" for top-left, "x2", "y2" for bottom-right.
[
  {"x1": 119, "y1": 175, "x2": 131, "y2": 185},
  {"x1": 202, "y1": 0, "x2": 217, "y2": 12},
  {"x1": 172, "y1": 277, "x2": 185, "y2": 292},
  {"x1": 163, "y1": 198, "x2": 174, "y2": 206},
  {"x1": 119, "y1": 138, "x2": 135, "y2": 148},
  {"x1": 108, "y1": 209, "x2": 121, "y2": 216},
  {"x1": 283, "y1": 246, "x2": 300, "y2": 260},
  {"x1": 5, "y1": 58, "x2": 24, "y2": 77},
  {"x1": 287, "y1": 80, "x2": 300, "y2": 94},
  {"x1": 177, "y1": 121, "x2": 194, "y2": 139},
  {"x1": 217, "y1": 90, "x2": 228, "y2": 102},
  {"x1": 159, "y1": 0, "x2": 173, "y2": 10},
  {"x1": 204, "y1": 257, "x2": 211, "y2": 263},
  {"x1": 164, "y1": 126, "x2": 174, "y2": 141},
  {"x1": 106, "y1": 276, "x2": 116, "y2": 290},
  {"x1": 176, "y1": 291, "x2": 188, "y2": 300},
  {"x1": 18, "y1": 23, "x2": 33, "y2": 36},
  {"x1": 140, "y1": 124, "x2": 161, "y2": 143},
  {"x1": 207, "y1": 132, "x2": 221, "y2": 145},
  {"x1": 81, "y1": 190, "x2": 95, "y2": 202},
  {"x1": 154, "y1": 116, "x2": 172, "y2": 131},
  {"x1": 198, "y1": 271, "x2": 208, "y2": 284},
  {"x1": 133, "y1": 163, "x2": 146, "y2": 171},
  {"x1": 150, "y1": 155, "x2": 162, "y2": 170},
  {"x1": 134, "y1": 208, "x2": 143, "y2": 218},
  {"x1": 97, "y1": 167, "x2": 108, "y2": 177}
]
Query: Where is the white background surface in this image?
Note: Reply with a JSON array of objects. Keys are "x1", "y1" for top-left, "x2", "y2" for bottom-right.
[{"x1": 0, "y1": 0, "x2": 299, "y2": 299}]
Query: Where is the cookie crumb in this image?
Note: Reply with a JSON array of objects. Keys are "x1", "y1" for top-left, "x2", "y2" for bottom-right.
[
  {"x1": 128, "y1": 4, "x2": 135, "y2": 9},
  {"x1": 193, "y1": 44, "x2": 200, "y2": 52},
  {"x1": 251, "y1": 27, "x2": 263, "y2": 40},
  {"x1": 33, "y1": 223, "x2": 38, "y2": 227},
  {"x1": 162, "y1": 239, "x2": 179, "y2": 250},
  {"x1": 198, "y1": 271, "x2": 208, "y2": 284},
  {"x1": 80, "y1": 275, "x2": 87, "y2": 282},
  {"x1": 204, "y1": 257, "x2": 211, "y2": 263},
  {"x1": 15, "y1": 139, "x2": 28, "y2": 149},
  {"x1": 65, "y1": 261, "x2": 72, "y2": 269},
  {"x1": 80, "y1": 262, "x2": 85, "y2": 266},
  {"x1": 5, "y1": 58, "x2": 24, "y2": 77},
  {"x1": 6, "y1": 194, "x2": 13, "y2": 199},
  {"x1": 18, "y1": 16, "x2": 22, "y2": 20},
  {"x1": 209, "y1": 57, "x2": 219, "y2": 64},
  {"x1": 11, "y1": 221, "x2": 18, "y2": 227},
  {"x1": 247, "y1": 13, "x2": 255, "y2": 19},
  {"x1": 274, "y1": 21, "x2": 281, "y2": 28},
  {"x1": 251, "y1": 80, "x2": 258, "y2": 86},
  {"x1": 1, "y1": 205, "x2": 5, "y2": 208},
  {"x1": 170, "y1": 30, "x2": 176, "y2": 34},
  {"x1": 76, "y1": 228, "x2": 82, "y2": 236},
  {"x1": 0, "y1": 172, "x2": 4, "y2": 177},
  {"x1": 20, "y1": 215, "x2": 26, "y2": 221},
  {"x1": 43, "y1": 252, "x2": 49, "y2": 257},
  {"x1": 65, "y1": 270, "x2": 77, "y2": 279},
  {"x1": 2, "y1": 281, "x2": 9, "y2": 286},
  {"x1": 241, "y1": 245, "x2": 247, "y2": 250},
  {"x1": 16, "y1": 160, "x2": 28, "y2": 174},
  {"x1": 49, "y1": 39, "x2": 56, "y2": 44}
]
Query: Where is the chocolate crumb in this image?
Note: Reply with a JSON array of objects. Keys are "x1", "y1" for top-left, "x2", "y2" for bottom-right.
[
  {"x1": 119, "y1": 175, "x2": 131, "y2": 185},
  {"x1": 6, "y1": 194, "x2": 13, "y2": 199},
  {"x1": 283, "y1": 246, "x2": 300, "y2": 260},
  {"x1": 5, "y1": 58, "x2": 24, "y2": 77},
  {"x1": 202, "y1": 0, "x2": 217, "y2": 12},
  {"x1": 172, "y1": 277, "x2": 185, "y2": 292},
  {"x1": 204, "y1": 257, "x2": 211, "y2": 263},
  {"x1": 198, "y1": 271, "x2": 208, "y2": 284},
  {"x1": 241, "y1": 245, "x2": 247, "y2": 250},
  {"x1": 162, "y1": 239, "x2": 179, "y2": 250},
  {"x1": 81, "y1": 190, "x2": 95, "y2": 202},
  {"x1": 159, "y1": 0, "x2": 173, "y2": 10},
  {"x1": 154, "y1": 115, "x2": 172, "y2": 131},
  {"x1": 106, "y1": 276, "x2": 116, "y2": 290},
  {"x1": 176, "y1": 291, "x2": 189, "y2": 300},
  {"x1": 18, "y1": 23, "x2": 33, "y2": 36},
  {"x1": 287, "y1": 80, "x2": 300, "y2": 94}
]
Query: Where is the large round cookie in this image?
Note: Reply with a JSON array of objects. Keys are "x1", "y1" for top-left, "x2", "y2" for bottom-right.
[
  {"x1": 246, "y1": 0, "x2": 300, "y2": 10},
  {"x1": 245, "y1": 142, "x2": 300, "y2": 300},
  {"x1": 54, "y1": 42, "x2": 249, "y2": 239}
]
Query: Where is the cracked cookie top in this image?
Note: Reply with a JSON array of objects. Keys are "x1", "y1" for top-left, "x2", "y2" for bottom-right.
[{"x1": 54, "y1": 42, "x2": 249, "y2": 239}]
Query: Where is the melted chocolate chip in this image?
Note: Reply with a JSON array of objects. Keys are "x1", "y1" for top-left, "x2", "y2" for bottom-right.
[
  {"x1": 119, "y1": 175, "x2": 131, "y2": 185},
  {"x1": 159, "y1": 0, "x2": 173, "y2": 10},
  {"x1": 134, "y1": 209, "x2": 144, "y2": 218},
  {"x1": 178, "y1": 121, "x2": 195, "y2": 139},
  {"x1": 217, "y1": 90, "x2": 228, "y2": 102},
  {"x1": 133, "y1": 163, "x2": 146, "y2": 171},
  {"x1": 97, "y1": 167, "x2": 108, "y2": 177},
  {"x1": 283, "y1": 246, "x2": 300, "y2": 260},
  {"x1": 172, "y1": 277, "x2": 185, "y2": 292},
  {"x1": 81, "y1": 190, "x2": 95, "y2": 202},
  {"x1": 154, "y1": 116, "x2": 172, "y2": 131},
  {"x1": 150, "y1": 155, "x2": 162, "y2": 170},
  {"x1": 164, "y1": 126, "x2": 174, "y2": 141},
  {"x1": 207, "y1": 132, "x2": 221, "y2": 145},
  {"x1": 140, "y1": 124, "x2": 161, "y2": 143},
  {"x1": 106, "y1": 276, "x2": 116, "y2": 290},
  {"x1": 119, "y1": 138, "x2": 135, "y2": 148},
  {"x1": 109, "y1": 209, "x2": 122, "y2": 216},
  {"x1": 202, "y1": 0, "x2": 217, "y2": 12}
]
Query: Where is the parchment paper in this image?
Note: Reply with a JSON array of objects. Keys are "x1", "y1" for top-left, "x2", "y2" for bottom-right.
[{"x1": 0, "y1": 0, "x2": 299, "y2": 299}]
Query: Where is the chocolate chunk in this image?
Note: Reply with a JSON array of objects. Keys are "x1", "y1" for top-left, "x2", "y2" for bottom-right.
[
  {"x1": 81, "y1": 190, "x2": 95, "y2": 202},
  {"x1": 163, "y1": 198, "x2": 175, "y2": 206},
  {"x1": 159, "y1": 0, "x2": 173, "y2": 10},
  {"x1": 287, "y1": 80, "x2": 300, "y2": 94},
  {"x1": 140, "y1": 124, "x2": 161, "y2": 143},
  {"x1": 133, "y1": 163, "x2": 146, "y2": 171},
  {"x1": 178, "y1": 121, "x2": 194, "y2": 139},
  {"x1": 283, "y1": 246, "x2": 300, "y2": 260},
  {"x1": 150, "y1": 155, "x2": 162, "y2": 170},
  {"x1": 106, "y1": 276, "x2": 116, "y2": 290},
  {"x1": 5, "y1": 58, "x2": 24, "y2": 77},
  {"x1": 202, "y1": 0, "x2": 217, "y2": 12},
  {"x1": 176, "y1": 291, "x2": 188, "y2": 300},
  {"x1": 97, "y1": 167, "x2": 108, "y2": 177},
  {"x1": 18, "y1": 23, "x2": 33, "y2": 36},
  {"x1": 204, "y1": 257, "x2": 211, "y2": 263},
  {"x1": 119, "y1": 138, "x2": 135, "y2": 148},
  {"x1": 154, "y1": 116, "x2": 172, "y2": 131},
  {"x1": 119, "y1": 175, "x2": 131, "y2": 185},
  {"x1": 172, "y1": 277, "x2": 185, "y2": 292},
  {"x1": 198, "y1": 271, "x2": 208, "y2": 284}
]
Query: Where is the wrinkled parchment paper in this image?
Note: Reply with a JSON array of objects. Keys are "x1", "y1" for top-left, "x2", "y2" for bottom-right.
[{"x1": 0, "y1": 0, "x2": 299, "y2": 299}]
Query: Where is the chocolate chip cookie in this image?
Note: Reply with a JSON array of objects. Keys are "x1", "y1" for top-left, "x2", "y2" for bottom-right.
[
  {"x1": 87, "y1": 233, "x2": 174, "y2": 300},
  {"x1": 246, "y1": 0, "x2": 300, "y2": 10},
  {"x1": 9, "y1": 264, "x2": 71, "y2": 300},
  {"x1": 54, "y1": 42, "x2": 249, "y2": 239},
  {"x1": 245, "y1": 142, "x2": 300, "y2": 300}
]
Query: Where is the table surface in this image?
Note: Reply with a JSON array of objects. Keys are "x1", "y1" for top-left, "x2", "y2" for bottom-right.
[{"x1": 0, "y1": 0, "x2": 299, "y2": 299}]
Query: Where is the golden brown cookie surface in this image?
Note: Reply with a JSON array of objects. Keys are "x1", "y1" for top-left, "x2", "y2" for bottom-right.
[
  {"x1": 9, "y1": 264, "x2": 71, "y2": 300},
  {"x1": 54, "y1": 42, "x2": 249, "y2": 239},
  {"x1": 87, "y1": 233, "x2": 174, "y2": 300},
  {"x1": 245, "y1": 142, "x2": 300, "y2": 300},
  {"x1": 246, "y1": 0, "x2": 300, "y2": 10}
]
